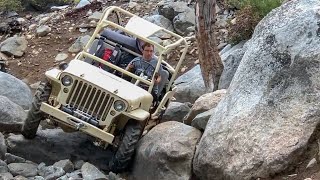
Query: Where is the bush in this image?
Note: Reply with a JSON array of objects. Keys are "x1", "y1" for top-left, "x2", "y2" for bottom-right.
[
  {"x1": 227, "y1": 0, "x2": 283, "y2": 44},
  {"x1": 0, "y1": 0, "x2": 23, "y2": 12}
]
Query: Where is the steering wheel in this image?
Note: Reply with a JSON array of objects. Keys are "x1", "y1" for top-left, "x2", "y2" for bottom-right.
[{"x1": 130, "y1": 59, "x2": 156, "y2": 80}]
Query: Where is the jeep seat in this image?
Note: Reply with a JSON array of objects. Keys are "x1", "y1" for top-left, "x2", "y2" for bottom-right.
[{"x1": 101, "y1": 29, "x2": 142, "y2": 54}]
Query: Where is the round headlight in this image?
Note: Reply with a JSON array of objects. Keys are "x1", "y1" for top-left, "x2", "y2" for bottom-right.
[
  {"x1": 114, "y1": 100, "x2": 126, "y2": 112},
  {"x1": 61, "y1": 75, "x2": 73, "y2": 86}
]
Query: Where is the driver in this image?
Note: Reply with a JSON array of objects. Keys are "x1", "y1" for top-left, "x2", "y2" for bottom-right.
[{"x1": 126, "y1": 42, "x2": 162, "y2": 88}]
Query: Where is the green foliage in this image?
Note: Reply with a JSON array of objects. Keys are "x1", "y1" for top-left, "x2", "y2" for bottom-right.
[
  {"x1": 0, "y1": 0, "x2": 23, "y2": 12},
  {"x1": 227, "y1": 0, "x2": 283, "y2": 44},
  {"x1": 227, "y1": 0, "x2": 283, "y2": 17}
]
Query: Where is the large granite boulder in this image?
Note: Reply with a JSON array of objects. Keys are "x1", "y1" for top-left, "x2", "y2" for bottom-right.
[
  {"x1": 218, "y1": 41, "x2": 247, "y2": 89},
  {"x1": 0, "y1": 96, "x2": 27, "y2": 132},
  {"x1": 0, "y1": 133, "x2": 6, "y2": 160},
  {"x1": 0, "y1": 72, "x2": 32, "y2": 110},
  {"x1": 174, "y1": 65, "x2": 206, "y2": 103},
  {"x1": 162, "y1": 102, "x2": 191, "y2": 122},
  {"x1": 194, "y1": 0, "x2": 320, "y2": 179},
  {"x1": 132, "y1": 121, "x2": 201, "y2": 180}
]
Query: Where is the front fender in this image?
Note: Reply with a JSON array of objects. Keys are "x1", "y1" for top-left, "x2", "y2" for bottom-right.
[{"x1": 122, "y1": 109, "x2": 150, "y2": 121}]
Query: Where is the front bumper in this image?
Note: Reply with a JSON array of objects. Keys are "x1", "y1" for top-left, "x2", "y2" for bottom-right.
[{"x1": 40, "y1": 102, "x2": 114, "y2": 144}]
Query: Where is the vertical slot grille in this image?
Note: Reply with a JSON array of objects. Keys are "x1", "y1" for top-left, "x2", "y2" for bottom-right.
[{"x1": 66, "y1": 79, "x2": 113, "y2": 121}]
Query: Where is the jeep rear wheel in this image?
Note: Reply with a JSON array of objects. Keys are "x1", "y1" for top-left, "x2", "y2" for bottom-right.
[
  {"x1": 21, "y1": 81, "x2": 51, "y2": 139},
  {"x1": 109, "y1": 120, "x2": 142, "y2": 172}
]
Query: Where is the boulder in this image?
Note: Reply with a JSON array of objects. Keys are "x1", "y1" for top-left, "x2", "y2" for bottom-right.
[
  {"x1": 68, "y1": 35, "x2": 90, "y2": 53},
  {"x1": 162, "y1": 102, "x2": 191, "y2": 122},
  {"x1": 0, "y1": 72, "x2": 32, "y2": 110},
  {"x1": 36, "y1": 25, "x2": 51, "y2": 37},
  {"x1": 144, "y1": 15, "x2": 174, "y2": 32},
  {"x1": 0, "y1": 36, "x2": 28, "y2": 57},
  {"x1": 173, "y1": 8, "x2": 195, "y2": 35},
  {"x1": 4, "y1": 153, "x2": 26, "y2": 164},
  {"x1": 53, "y1": 159, "x2": 74, "y2": 173},
  {"x1": 0, "y1": 133, "x2": 6, "y2": 160},
  {"x1": 183, "y1": 89, "x2": 226, "y2": 125},
  {"x1": 8, "y1": 163, "x2": 37, "y2": 177},
  {"x1": 191, "y1": 108, "x2": 215, "y2": 131},
  {"x1": 194, "y1": 0, "x2": 320, "y2": 179},
  {"x1": 38, "y1": 163, "x2": 65, "y2": 180},
  {"x1": 0, "y1": 172, "x2": 13, "y2": 180},
  {"x1": 0, "y1": 96, "x2": 27, "y2": 132},
  {"x1": 132, "y1": 121, "x2": 201, "y2": 180},
  {"x1": 174, "y1": 65, "x2": 206, "y2": 103},
  {"x1": 0, "y1": 160, "x2": 8, "y2": 173},
  {"x1": 158, "y1": 1, "x2": 190, "y2": 21},
  {"x1": 57, "y1": 170, "x2": 82, "y2": 180},
  {"x1": 81, "y1": 162, "x2": 107, "y2": 180},
  {"x1": 218, "y1": 41, "x2": 247, "y2": 89},
  {"x1": 6, "y1": 129, "x2": 112, "y2": 170}
]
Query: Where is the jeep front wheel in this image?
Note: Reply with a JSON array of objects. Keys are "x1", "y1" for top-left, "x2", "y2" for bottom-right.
[
  {"x1": 109, "y1": 120, "x2": 142, "y2": 172},
  {"x1": 21, "y1": 81, "x2": 51, "y2": 139}
]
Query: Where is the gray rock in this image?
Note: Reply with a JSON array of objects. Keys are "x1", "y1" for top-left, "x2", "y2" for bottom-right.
[
  {"x1": 36, "y1": 25, "x2": 51, "y2": 37},
  {"x1": 88, "y1": 12, "x2": 103, "y2": 20},
  {"x1": 0, "y1": 72, "x2": 32, "y2": 109},
  {"x1": 144, "y1": 15, "x2": 174, "y2": 32},
  {"x1": 81, "y1": 162, "x2": 107, "y2": 180},
  {"x1": 4, "y1": 153, "x2": 25, "y2": 164},
  {"x1": 38, "y1": 164, "x2": 65, "y2": 180},
  {"x1": 68, "y1": 35, "x2": 90, "y2": 53},
  {"x1": 6, "y1": 129, "x2": 112, "y2": 171},
  {"x1": 107, "y1": 172, "x2": 125, "y2": 180},
  {"x1": 28, "y1": 176, "x2": 45, "y2": 180},
  {"x1": 183, "y1": 89, "x2": 226, "y2": 125},
  {"x1": 53, "y1": 159, "x2": 74, "y2": 173},
  {"x1": 158, "y1": 1, "x2": 190, "y2": 21},
  {"x1": 55, "y1": 53, "x2": 68, "y2": 62},
  {"x1": 0, "y1": 172, "x2": 13, "y2": 180},
  {"x1": 73, "y1": 160, "x2": 85, "y2": 170},
  {"x1": 12, "y1": 175, "x2": 28, "y2": 180},
  {"x1": 75, "y1": 0, "x2": 91, "y2": 9},
  {"x1": 194, "y1": 0, "x2": 320, "y2": 179},
  {"x1": 0, "y1": 133, "x2": 6, "y2": 160},
  {"x1": 0, "y1": 160, "x2": 8, "y2": 173},
  {"x1": 132, "y1": 121, "x2": 201, "y2": 180},
  {"x1": 218, "y1": 41, "x2": 247, "y2": 89},
  {"x1": 174, "y1": 65, "x2": 206, "y2": 103},
  {"x1": 162, "y1": 102, "x2": 191, "y2": 122},
  {"x1": 0, "y1": 96, "x2": 27, "y2": 132},
  {"x1": 0, "y1": 36, "x2": 28, "y2": 57},
  {"x1": 8, "y1": 163, "x2": 37, "y2": 177},
  {"x1": 191, "y1": 108, "x2": 215, "y2": 131},
  {"x1": 173, "y1": 8, "x2": 195, "y2": 35},
  {"x1": 57, "y1": 170, "x2": 81, "y2": 180},
  {"x1": 306, "y1": 158, "x2": 317, "y2": 169}
]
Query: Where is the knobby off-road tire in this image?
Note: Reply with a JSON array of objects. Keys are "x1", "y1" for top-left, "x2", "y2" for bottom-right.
[
  {"x1": 21, "y1": 81, "x2": 51, "y2": 139},
  {"x1": 109, "y1": 120, "x2": 142, "y2": 172}
]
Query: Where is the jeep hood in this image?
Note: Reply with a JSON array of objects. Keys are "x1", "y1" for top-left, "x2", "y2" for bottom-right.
[{"x1": 63, "y1": 60, "x2": 153, "y2": 110}]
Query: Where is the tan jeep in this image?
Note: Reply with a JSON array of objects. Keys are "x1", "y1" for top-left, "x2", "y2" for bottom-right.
[{"x1": 21, "y1": 6, "x2": 188, "y2": 172}]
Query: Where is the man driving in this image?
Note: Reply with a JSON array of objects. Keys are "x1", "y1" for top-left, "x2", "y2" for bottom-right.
[{"x1": 126, "y1": 42, "x2": 162, "y2": 86}]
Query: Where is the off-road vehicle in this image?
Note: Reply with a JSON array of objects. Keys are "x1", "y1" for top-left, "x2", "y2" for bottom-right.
[{"x1": 21, "y1": 6, "x2": 188, "y2": 171}]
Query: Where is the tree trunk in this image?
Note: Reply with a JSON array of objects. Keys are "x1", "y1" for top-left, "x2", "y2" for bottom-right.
[{"x1": 195, "y1": 0, "x2": 224, "y2": 92}]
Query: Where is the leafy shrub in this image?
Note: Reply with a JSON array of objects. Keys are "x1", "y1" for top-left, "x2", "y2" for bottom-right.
[
  {"x1": 0, "y1": 0, "x2": 23, "y2": 12},
  {"x1": 227, "y1": 0, "x2": 283, "y2": 44}
]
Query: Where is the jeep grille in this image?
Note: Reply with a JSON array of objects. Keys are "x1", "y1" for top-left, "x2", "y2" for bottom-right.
[{"x1": 66, "y1": 80, "x2": 114, "y2": 121}]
